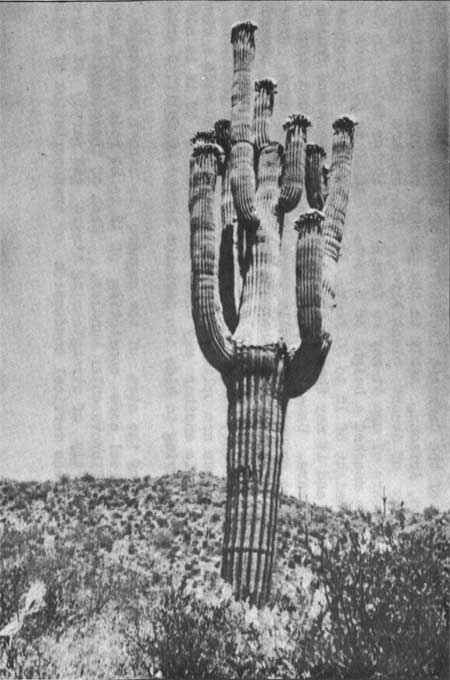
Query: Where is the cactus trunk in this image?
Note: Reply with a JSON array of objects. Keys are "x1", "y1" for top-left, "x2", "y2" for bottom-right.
[
  {"x1": 189, "y1": 22, "x2": 356, "y2": 606},
  {"x1": 222, "y1": 349, "x2": 287, "y2": 606}
]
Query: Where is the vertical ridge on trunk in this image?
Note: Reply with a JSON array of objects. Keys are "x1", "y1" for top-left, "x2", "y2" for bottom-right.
[{"x1": 222, "y1": 346, "x2": 286, "y2": 606}]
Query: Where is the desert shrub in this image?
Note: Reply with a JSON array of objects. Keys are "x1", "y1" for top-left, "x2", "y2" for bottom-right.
[
  {"x1": 80, "y1": 473, "x2": 96, "y2": 483},
  {"x1": 303, "y1": 516, "x2": 450, "y2": 679},
  {"x1": 123, "y1": 575, "x2": 321, "y2": 680},
  {"x1": 1, "y1": 608, "x2": 132, "y2": 680},
  {"x1": 424, "y1": 505, "x2": 440, "y2": 522},
  {"x1": 153, "y1": 529, "x2": 172, "y2": 550}
]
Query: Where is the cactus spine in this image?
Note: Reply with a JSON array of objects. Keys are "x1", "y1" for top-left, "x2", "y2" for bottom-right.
[{"x1": 189, "y1": 22, "x2": 356, "y2": 606}]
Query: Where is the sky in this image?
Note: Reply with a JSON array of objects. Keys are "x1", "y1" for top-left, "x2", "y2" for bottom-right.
[{"x1": 1, "y1": 1, "x2": 448, "y2": 510}]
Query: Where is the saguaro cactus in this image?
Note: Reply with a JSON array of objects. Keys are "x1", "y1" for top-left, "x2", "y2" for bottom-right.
[{"x1": 189, "y1": 22, "x2": 356, "y2": 607}]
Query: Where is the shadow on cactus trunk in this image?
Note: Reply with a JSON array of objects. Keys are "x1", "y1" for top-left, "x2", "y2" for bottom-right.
[{"x1": 189, "y1": 21, "x2": 357, "y2": 606}]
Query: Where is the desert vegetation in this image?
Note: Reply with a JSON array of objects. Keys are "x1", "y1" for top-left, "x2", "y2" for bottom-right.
[{"x1": 0, "y1": 471, "x2": 448, "y2": 679}]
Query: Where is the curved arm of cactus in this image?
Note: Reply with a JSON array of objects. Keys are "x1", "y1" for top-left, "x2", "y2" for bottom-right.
[
  {"x1": 321, "y1": 116, "x2": 357, "y2": 334},
  {"x1": 286, "y1": 335, "x2": 332, "y2": 398},
  {"x1": 286, "y1": 209, "x2": 331, "y2": 398},
  {"x1": 288, "y1": 119, "x2": 356, "y2": 398},
  {"x1": 190, "y1": 139, "x2": 235, "y2": 372},
  {"x1": 229, "y1": 22, "x2": 259, "y2": 227},
  {"x1": 253, "y1": 79, "x2": 277, "y2": 149},
  {"x1": 278, "y1": 114, "x2": 311, "y2": 214}
]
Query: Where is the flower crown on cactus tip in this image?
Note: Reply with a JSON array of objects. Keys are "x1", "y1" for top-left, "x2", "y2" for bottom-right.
[
  {"x1": 333, "y1": 115, "x2": 358, "y2": 136},
  {"x1": 190, "y1": 130, "x2": 223, "y2": 159},
  {"x1": 306, "y1": 143, "x2": 327, "y2": 157},
  {"x1": 282, "y1": 113, "x2": 312, "y2": 131},
  {"x1": 255, "y1": 78, "x2": 278, "y2": 94},
  {"x1": 230, "y1": 21, "x2": 258, "y2": 45},
  {"x1": 190, "y1": 129, "x2": 216, "y2": 145},
  {"x1": 294, "y1": 208, "x2": 325, "y2": 233}
]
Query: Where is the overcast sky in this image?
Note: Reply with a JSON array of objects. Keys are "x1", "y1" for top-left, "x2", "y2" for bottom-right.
[{"x1": 1, "y1": 1, "x2": 448, "y2": 510}]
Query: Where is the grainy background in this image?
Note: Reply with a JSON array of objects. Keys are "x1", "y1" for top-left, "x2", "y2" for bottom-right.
[{"x1": 1, "y1": 1, "x2": 448, "y2": 509}]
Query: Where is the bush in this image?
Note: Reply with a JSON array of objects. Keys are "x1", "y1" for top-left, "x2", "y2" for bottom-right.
[
  {"x1": 124, "y1": 577, "x2": 311, "y2": 680},
  {"x1": 303, "y1": 518, "x2": 450, "y2": 679}
]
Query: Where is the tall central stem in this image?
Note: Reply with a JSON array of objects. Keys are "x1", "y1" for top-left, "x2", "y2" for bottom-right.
[{"x1": 222, "y1": 347, "x2": 287, "y2": 606}]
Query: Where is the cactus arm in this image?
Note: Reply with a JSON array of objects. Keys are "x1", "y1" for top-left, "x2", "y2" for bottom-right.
[
  {"x1": 321, "y1": 116, "x2": 357, "y2": 336},
  {"x1": 286, "y1": 335, "x2": 332, "y2": 398},
  {"x1": 253, "y1": 79, "x2": 277, "y2": 150},
  {"x1": 278, "y1": 114, "x2": 311, "y2": 213},
  {"x1": 287, "y1": 119, "x2": 356, "y2": 398},
  {"x1": 230, "y1": 21, "x2": 258, "y2": 143},
  {"x1": 286, "y1": 210, "x2": 331, "y2": 398},
  {"x1": 305, "y1": 144, "x2": 327, "y2": 210},
  {"x1": 190, "y1": 138, "x2": 235, "y2": 372},
  {"x1": 230, "y1": 22, "x2": 259, "y2": 226}
]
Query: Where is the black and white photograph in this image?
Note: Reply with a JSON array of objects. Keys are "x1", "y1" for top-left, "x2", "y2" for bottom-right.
[{"x1": 0, "y1": 1, "x2": 449, "y2": 678}]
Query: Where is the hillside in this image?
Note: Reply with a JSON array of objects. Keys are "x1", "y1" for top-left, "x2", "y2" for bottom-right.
[{"x1": 0, "y1": 471, "x2": 449, "y2": 679}]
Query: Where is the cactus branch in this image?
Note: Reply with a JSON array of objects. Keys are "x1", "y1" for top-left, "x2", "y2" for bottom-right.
[
  {"x1": 230, "y1": 22, "x2": 259, "y2": 227},
  {"x1": 278, "y1": 114, "x2": 311, "y2": 213},
  {"x1": 230, "y1": 21, "x2": 258, "y2": 143},
  {"x1": 254, "y1": 78, "x2": 277, "y2": 149},
  {"x1": 295, "y1": 209, "x2": 325, "y2": 343},
  {"x1": 286, "y1": 209, "x2": 331, "y2": 398},
  {"x1": 190, "y1": 139, "x2": 235, "y2": 371},
  {"x1": 323, "y1": 116, "x2": 357, "y2": 264},
  {"x1": 286, "y1": 334, "x2": 332, "y2": 398},
  {"x1": 321, "y1": 116, "x2": 357, "y2": 335}
]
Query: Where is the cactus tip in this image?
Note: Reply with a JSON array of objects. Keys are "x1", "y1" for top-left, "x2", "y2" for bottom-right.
[
  {"x1": 306, "y1": 143, "x2": 327, "y2": 158},
  {"x1": 190, "y1": 129, "x2": 216, "y2": 146},
  {"x1": 294, "y1": 209, "x2": 325, "y2": 233},
  {"x1": 191, "y1": 131, "x2": 223, "y2": 159},
  {"x1": 283, "y1": 113, "x2": 311, "y2": 131},
  {"x1": 332, "y1": 115, "x2": 358, "y2": 134},
  {"x1": 191, "y1": 142, "x2": 224, "y2": 159},
  {"x1": 255, "y1": 78, "x2": 278, "y2": 94},
  {"x1": 231, "y1": 21, "x2": 258, "y2": 45}
]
